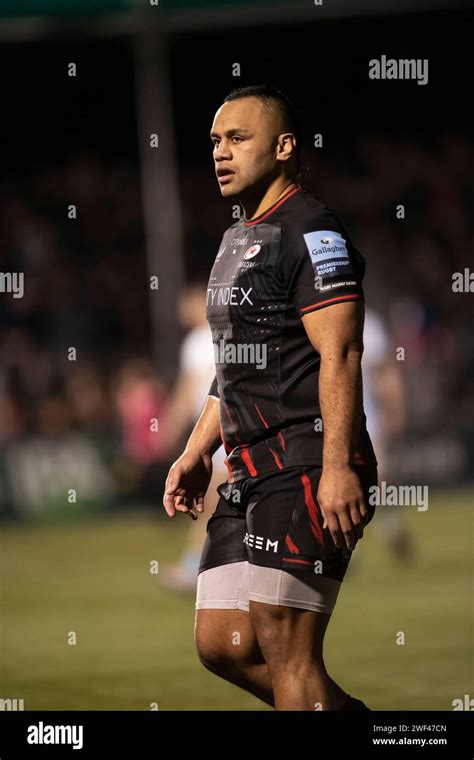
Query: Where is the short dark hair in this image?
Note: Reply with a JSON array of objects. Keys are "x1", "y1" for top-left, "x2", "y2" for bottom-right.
[{"x1": 222, "y1": 84, "x2": 302, "y2": 178}]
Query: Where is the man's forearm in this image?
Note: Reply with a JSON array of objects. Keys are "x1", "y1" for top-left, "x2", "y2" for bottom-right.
[
  {"x1": 319, "y1": 347, "x2": 363, "y2": 469},
  {"x1": 184, "y1": 395, "x2": 222, "y2": 457}
]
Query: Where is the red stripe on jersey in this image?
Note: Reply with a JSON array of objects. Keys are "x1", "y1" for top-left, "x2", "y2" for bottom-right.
[
  {"x1": 285, "y1": 534, "x2": 299, "y2": 554},
  {"x1": 300, "y1": 472, "x2": 324, "y2": 546},
  {"x1": 300, "y1": 294, "x2": 363, "y2": 313},
  {"x1": 255, "y1": 404, "x2": 286, "y2": 457},
  {"x1": 282, "y1": 557, "x2": 313, "y2": 566},
  {"x1": 241, "y1": 447, "x2": 257, "y2": 476},
  {"x1": 268, "y1": 447, "x2": 284, "y2": 469},
  {"x1": 243, "y1": 185, "x2": 301, "y2": 226},
  {"x1": 254, "y1": 403, "x2": 269, "y2": 428}
]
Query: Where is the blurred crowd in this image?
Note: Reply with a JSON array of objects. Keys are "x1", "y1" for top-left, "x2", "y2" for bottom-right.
[
  {"x1": 0, "y1": 158, "x2": 173, "y2": 513},
  {"x1": 0, "y1": 132, "x2": 473, "y2": 516},
  {"x1": 316, "y1": 132, "x2": 474, "y2": 436}
]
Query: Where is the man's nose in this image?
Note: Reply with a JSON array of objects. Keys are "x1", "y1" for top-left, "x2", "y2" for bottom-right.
[{"x1": 215, "y1": 141, "x2": 231, "y2": 160}]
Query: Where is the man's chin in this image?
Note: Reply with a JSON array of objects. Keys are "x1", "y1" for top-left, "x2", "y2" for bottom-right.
[{"x1": 219, "y1": 183, "x2": 240, "y2": 197}]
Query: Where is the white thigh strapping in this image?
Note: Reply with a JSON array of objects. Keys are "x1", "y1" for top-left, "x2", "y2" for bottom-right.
[
  {"x1": 248, "y1": 564, "x2": 342, "y2": 615},
  {"x1": 195, "y1": 561, "x2": 249, "y2": 612},
  {"x1": 196, "y1": 561, "x2": 342, "y2": 615}
]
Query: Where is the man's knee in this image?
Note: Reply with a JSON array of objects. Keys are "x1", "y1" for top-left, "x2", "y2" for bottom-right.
[
  {"x1": 248, "y1": 600, "x2": 287, "y2": 649},
  {"x1": 194, "y1": 609, "x2": 256, "y2": 677},
  {"x1": 195, "y1": 630, "x2": 233, "y2": 675}
]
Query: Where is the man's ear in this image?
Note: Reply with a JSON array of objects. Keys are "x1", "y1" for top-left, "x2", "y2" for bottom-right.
[{"x1": 276, "y1": 133, "x2": 296, "y2": 162}]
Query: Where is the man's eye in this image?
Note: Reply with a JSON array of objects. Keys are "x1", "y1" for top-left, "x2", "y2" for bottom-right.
[{"x1": 212, "y1": 136, "x2": 243, "y2": 147}]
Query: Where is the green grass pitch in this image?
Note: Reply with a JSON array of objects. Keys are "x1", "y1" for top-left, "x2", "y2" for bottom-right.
[{"x1": 1, "y1": 489, "x2": 472, "y2": 710}]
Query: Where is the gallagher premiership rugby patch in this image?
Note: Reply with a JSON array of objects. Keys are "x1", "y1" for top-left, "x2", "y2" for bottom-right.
[{"x1": 302, "y1": 229, "x2": 354, "y2": 279}]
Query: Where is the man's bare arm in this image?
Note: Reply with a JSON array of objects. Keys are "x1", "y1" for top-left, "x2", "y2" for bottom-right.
[
  {"x1": 163, "y1": 395, "x2": 222, "y2": 518},
  {"x1": 302, "y1": 300, "x2": 364, "y2": 468},
  {"x1": 184, "y1": 395, "x2": 222, "y2": 458},
  {"x1": 301, "y1": 300, "x2": 368, "y2": 550}
]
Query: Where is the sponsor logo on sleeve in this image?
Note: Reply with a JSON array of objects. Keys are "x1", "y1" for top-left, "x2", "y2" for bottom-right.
[{"x1": 303, "y1": 229, "x2": 354, "y2": 278}]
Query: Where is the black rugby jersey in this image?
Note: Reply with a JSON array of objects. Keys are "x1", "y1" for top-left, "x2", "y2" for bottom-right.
[{"x1": 206, "y1": 183, "x2": 377, "y2": 483}]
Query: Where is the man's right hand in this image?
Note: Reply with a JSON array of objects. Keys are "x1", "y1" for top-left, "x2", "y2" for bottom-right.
[{"x1": 162, "y1": 449, "x2": 213, "y2": 519}]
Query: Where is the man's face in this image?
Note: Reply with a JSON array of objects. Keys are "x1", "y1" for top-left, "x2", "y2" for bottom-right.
[{"x1": 210, "y1": 97, "x2": 280, "y2": 197}]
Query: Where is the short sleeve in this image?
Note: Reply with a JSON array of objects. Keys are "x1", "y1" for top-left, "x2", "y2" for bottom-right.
[
  {"x1": 277, "y1": 211, "x2": 366, "y2": 317},
  {"x1": 208, "y1": 375, "x2": 220, "y2": 399}
]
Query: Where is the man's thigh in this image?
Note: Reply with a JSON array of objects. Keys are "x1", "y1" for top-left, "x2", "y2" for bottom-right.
[
  {"x1": 196, "y1": 477, "x2": 249, "y2": 605},
  {"x1": 196, "y1": 463, "x2": 377, "y2": 617},
  {"x1": 244, "y1": 463, "x2": 378, "y2": 614},
  {"x1": 194, "y1": 605, "x2": 265, "y2": 665}
]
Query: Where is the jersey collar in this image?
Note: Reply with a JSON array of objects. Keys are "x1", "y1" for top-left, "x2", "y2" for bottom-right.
[{"x1": 242, "y1": 183, "x2": 302, "y2": 227}]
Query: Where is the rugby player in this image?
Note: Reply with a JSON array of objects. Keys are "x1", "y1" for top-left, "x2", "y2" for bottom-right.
[{"x1": 163, "y1": 84, "x2": 378, "y2": 710}]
